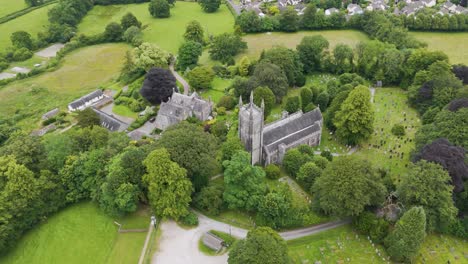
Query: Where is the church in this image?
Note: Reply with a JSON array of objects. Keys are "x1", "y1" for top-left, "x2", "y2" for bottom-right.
[{"x1": 238, "y1": 92, "x2": 323, "y2": 165}]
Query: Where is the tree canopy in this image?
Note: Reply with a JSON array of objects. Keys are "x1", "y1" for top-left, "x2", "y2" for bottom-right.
[
  {"x1": 209, "y1": 33, "x2": 247, "y2": 64},
  {"x1": 149, "y1": 0, "x2": 170, "y2": 18},
  {"x1": 140, "y1": 67, "x2": 176, "y2": 104}
]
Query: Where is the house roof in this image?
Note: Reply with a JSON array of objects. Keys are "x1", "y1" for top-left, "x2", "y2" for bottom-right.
[
  {"x1": 92, "y1": 108, "x2": 128, "y2": 132},
  {"x1": 202, "y1": 232, "x2": 224, "y2": 251},
  {"x1": 42, "y1": 108, "x2": 59, "y2": 120},
  {"x1": 263, "y1": 108, "x2": 322, "y2": 153},
  {"x1": 68, "y1": 90, "x2": 103, "y2": 110}
]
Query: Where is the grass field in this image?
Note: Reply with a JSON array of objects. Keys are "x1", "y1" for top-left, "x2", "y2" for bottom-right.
[
  {"x1": 240, "y1": 30, "x2": 369, "y2": 60},
  {"x1": 0, "y1": 43, "x2": 129, "y2": 130},
  {"x1": 288, "y1": 225, "x2": 389, "y2": 264},
  {"x1": 0, "y1": 0, "x2": 28, "y2": 18},
  {"x1": 410, "y1": 32, "x2": 468, "y2": 65},
  {"x1": 416, "y1": 233, "x2": 468, "y2": 263},
  {"x1": 78, "y1": 2, "x2": 234, "y2": 53},
  {"x1": 355, "y1": 87, "x2": 420, "y2": 180},
  {"x1": 200, "y1": 77, "x2": 231, "y2": 103},
  {"x1": 0, "y1": 202, "x2": 150, "y2": 264},
  {"x1": 0, "y1": 4, "x2": 55, "y2": 51}
]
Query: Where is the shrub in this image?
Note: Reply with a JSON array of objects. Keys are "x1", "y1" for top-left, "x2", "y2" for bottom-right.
[
  {"x1": 194, "y1": 185, "x2": 224, "y2": 215},
  {"x1": 391, "y1": 124, "x2": 405, "y2": 137},
  {"x1": 313, "y1": 156, "x2": 329, "y2": 170},
  {"x1": 42, "y1": 117, "x2": 57, "y2": 126},
  {"x1": 149, "y1": 0, "x2": 170, "y2": 18},
  {"x1": 353, "y1": 211, "x2": 390, "y2": 243},
  {"x1": 104, "y1": 22, "x2": 123, "y2": 42},
  {"x1": 180, "y1": 211, "x2": 199, "y2": 226},
  {"x1": 212, "y1": 65, "x2": 230, "y2": 78},
  {"x1": 303, "y1": 103, "x2": 317, "y2": 112},
  {"x1": 285, "y1": 96, "x2": 300, "y2": 114},
  {"x1": 12, "y1": 47, "x2": 33, "y2": 61},
  {"x1": 217, "y1": 95, "x2": 236, "y2": 110},
  {"x1": 123, "y1": 26, "x2": 142, "y2": 45},
  {"x1": 216, "y1": 107, "x2": 226, "y2": 116},
  {"x1": 320, "y1": 150, "x2": 333, "y2": 161},
  {"x1": 265, "y1": 164, "x2": 281, "y2": 179}
]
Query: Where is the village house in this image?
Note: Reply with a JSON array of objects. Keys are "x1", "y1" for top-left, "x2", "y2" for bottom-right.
[
  {"x1": 325, "y1": 7, "x2": 340, "y2": 16},
  {"x1": 347, "y1": 4, "x2": 364, "y2": 15},
  {"x1": 154, "y1": 91, "x2": 213, "y2": 131},
  {"x1": 68, "y1": 90, "x2": 105, "y2": 112},
  {"x1": 238, "y1": 92, "x2": 323, "y2": 165}
]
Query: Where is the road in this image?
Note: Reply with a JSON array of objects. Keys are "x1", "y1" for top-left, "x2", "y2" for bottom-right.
[
  {"x1": 169, "y1": 62, "x2": 190, "y2": 95},
  {"x1": 152, "y1": 212, "x2": 349, "y2": 264}
]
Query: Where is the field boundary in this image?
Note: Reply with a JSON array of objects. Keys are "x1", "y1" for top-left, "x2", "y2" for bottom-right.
[{"x1": 0, "y1": 0, "x2": 58, "y2": 25}]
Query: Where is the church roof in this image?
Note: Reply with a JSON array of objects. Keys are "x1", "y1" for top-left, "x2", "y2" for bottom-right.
[{"x1": 263, "y1": 108, "x2": 322, "y2": 153}]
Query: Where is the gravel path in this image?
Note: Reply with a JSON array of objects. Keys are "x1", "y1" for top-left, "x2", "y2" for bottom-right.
[
  {"x1": 152, "y1": 212, "x2": 349, "y2": 264},
  {"x1": 169, "y1": 62, "x2": 190, "y2": 95},
  {"x1": 35, "y1": 43, "x2": 65, "y2": 58}
]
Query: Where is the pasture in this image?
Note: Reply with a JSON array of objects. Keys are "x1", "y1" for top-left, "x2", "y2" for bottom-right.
[
  {"x1": 0, "y1": 202, "x2": 150, "y2": 264},
  {"x1": 0, "y1": 43, "x2": 129, "y2": 130},
  {"x1": 78, "y1": 2, "x2": 234, "y2": 53},
  {"x1": 0, "y1": 4, "x2": 55, "y2": 51},
  {"x1": 410, "y1": 31, "x2": 468, "y2": 65},
  {"x1": 0, "y1": 0, "x2": 27, "y2": 17}
]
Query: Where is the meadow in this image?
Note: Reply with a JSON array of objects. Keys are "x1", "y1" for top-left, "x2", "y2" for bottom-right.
[
  {"x1": 0, "y1": 43, "x2": 129, "y2": 130},
  {"x1": 78, "y1": 2, "x2": 234, "y2": 53},
  {"x1": 410, "y1": 31, "x2": 468, "y2": 65},
  {"x1": 355, "y1": 87, "x2": 421, "y2": 179},
  {"x1": 0, "y1": 202, "x2": 150, "y2": 264},
  {"x1": 0, "y1": 0, "x2": 28, "y2": 18},
  {"x1": 0, "y1": 4, "x2": 55, "y2": 51}
]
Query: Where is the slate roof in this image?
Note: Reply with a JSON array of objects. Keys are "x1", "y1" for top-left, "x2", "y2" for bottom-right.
[
  {"x1": 263, "y1": 108, "x2": 322, "y2": 153},
  {"x1": 92, "y1": 108, "x2": 128, "y2": 132},
  {"x1": 202, "y1": 232, "x2": 224, "y2": 251},
  {"x1": 42, "y1": 108, "x2": 59, "y2": 120},
  {"x1": 170, "y1": 92, "x2": 212, "y2": 114},
  {"x1": 68, "y1": 90, "x2": 103, "y2": 110}
]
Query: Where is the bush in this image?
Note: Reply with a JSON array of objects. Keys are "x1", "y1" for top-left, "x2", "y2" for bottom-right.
[
  {"x1": 217, "y1": 95, "x2": 236, "y2": 110},
  {"x1": 180, "y1": 211, "x2": 199, "y2": 226},
  {"x1": 149, "y1": 0, "x2": 170, "y2": 18},
  {"x1": 42, "y1": 117, "x2": 56, "y2": 126},
  {"x1": 265, "y1": 164, "x2": 281, "y2": 179},
  {"x1": 353, "y1": 211, "x2": 390, "y2": 243},
  {"x1": 303, "y1": 102, "x2": 317, "y2": 112},
  {"x1": 194, "y1": 185, "x2": 224, "y2": 215},
  {"x1": 320, "y1": 150, "x2": 333, "y2": 161},
  {"x1": 285, "y1": 96, "x2": 300, "y2": 114},
  {"x1": 104, "y1": 22, "x2": 123, "y2": 42},
  {"x1": 212, "y1": 65, "x2": 230, "y2": 78},
  {"x1": 123, "y1": 26, "x2": 142, "y2": 45},
  {"x1": 313, "y1": 156, "x2": 329, "y2": 170},
  {"x1": 391, "y1": 124, "x2": 405, "y2": 137},
  {"x1": 12, "y1": 47, "x2": 33, "y2": 61},
  {"x1": 216, "y1": 107, "x2": 226, "y2": 116}
]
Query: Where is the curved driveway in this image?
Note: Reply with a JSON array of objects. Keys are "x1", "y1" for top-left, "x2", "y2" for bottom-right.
[{"x1": 152, "y1": 212, "x2": 349, "y2": 264}]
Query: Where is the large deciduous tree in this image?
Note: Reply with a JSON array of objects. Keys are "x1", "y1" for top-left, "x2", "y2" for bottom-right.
[
  {"x1": 384, "y1": 207, "x2": 427, "y2": 262},
  {"x1": 120, "y1": 12, "x2": 142, "y2": 30},
  {"x1": 156, "y1": 122, "x2": 219, "y2": 191},
  {"x1": 333, "y1": 85, "x2": 374, "y2": 145},
  {"x1": 10, "y1": 31, "x2": 34, "y2": 50},
  {"x1": 183, "y1": 20, "x2": 204, "y2": 44},
  {"x1": 149, "y1": 0, "x2": 170, "y2": 18},
  {"x1": 143, "y1": 148, "x2": 192, "y2": 220},
  {"x1": 209, "y1": 33, "x2": 247, "y2": 64},
  {"x1": 253, "y1": 86, "x2": 275, "y2": 118},
  {"x1": 250, "y1": 61, "x2": 289, "y2": 102},
  {"x1": 104, "y1": 22, "x2": 123, "y2": 42},
  {"x1": 140, "y1": 67, "x2": 176, "y2": 104},
  {"x1": 187, "y1": 66, "x2": 215, "y2": 90},
  {"x1": 261, "y1": 46, "x2": 304, "y2": 87},
  {"x1": 279, "y1": 7, "x2": 299, "y2": 32},
  {"x1": 176, "y1": 41, "x2": 203, "y2": 70},
  {"x1": 132, "y1": 43, "x2": 171, "y2": 72},
  {"x1": 312, "y1": 156, "x2": 387, "y2": 217},
  {"x1": 198, "y1": 0, "x2": 221, "y2": 13},
  {"x1": 223, "y1": 151, "x2": 266, "y2": 211},
  {"x1": 296, "y1": 35, "x2": 329, "y2": 73},
  {"x1": 228, "y1": 227, "x2": 289, "y2": 264},
  {"x1": 397, "y1": 160, "x2": 458, "y2": 232}
]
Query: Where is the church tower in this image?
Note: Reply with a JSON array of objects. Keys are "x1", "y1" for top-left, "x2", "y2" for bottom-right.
[{"x1": 238, "y1": 92, "x2": 264, "y2": 165}]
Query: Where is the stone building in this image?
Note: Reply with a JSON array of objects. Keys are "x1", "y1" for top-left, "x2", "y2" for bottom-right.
[
  {"x1": 68, "y1": 90, "x2": 104, "y2": 112},
  {"x1": 92, "y1": 108, "x2": 128, "y2": 132},
  {"x1": 239, "y1": 92, "x2": 323, "y2": 165},
  {"x1": 155, "y1": 91, "x2": 213, "y2": 130}
]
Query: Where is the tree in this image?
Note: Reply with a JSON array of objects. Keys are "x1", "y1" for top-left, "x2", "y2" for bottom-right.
[
  {"x1": 238, "y1": 56, "x2": 251, "y2": 76},
  {"x1": 282, "y1": 147, "x2": 313, "y2": 178},
  {"x1": 0, "y1": 133, "x2": 46, "y2": 173},
  {"x1": 187, "y1": 66, "x2": 215, "y2": 90},
  {"x1": 391, "y1": 124, "x2": 405, "y2": 136},
  {"x1": 312, "y1": 156, "x2": 387, "y2": 217},
  {"x1": 384, "y1": 207, "x2": 427, "y2": 262},
  {"x1": 398, "y1": 161, "x2": 458, "y2": 232},
  {"x1": 221, "y1": 137, "x2": 244, "y2": 161},
  {"x1": 25, "y1": 0, "x2": 44, "y2": 6},
  {"x1": 43, "y1": 133, "x2": 74, "y2": 172},
  {"x1": 297, "y1": 162, "x2": 322, "y2": 191},
  {"x1": 452, "y1": 64, "x2": 468, "y2": 84},
  {"x1": 236, "y1": 11, "x2": 263, "y2": 33},
  {"x1": 143, "y1": 149, "x2": 192, "y2": 220},
  {"x1": 121, "y1": 12, "x2": 142, "y2": 30},
  {"x1": 334, "y1": 85, "x2": 374, "y2": 145},
  {"x1": 333, "y1": 43, "x2": 354, "y2": 73},
  {"x1": 285, "y1": 96, "x2": 300, "y2": 114},
  {"x1": 257, "y1": 184, "x2": 295, "y2": 229},
  {"x1": 316, "y1": 92, "x2": 329, "y2": 111},
  {"x1": 132, "y1": 43, "x2": 171, "y2": 72},
  {"x1": 77, "y1": 108, "x2": 100, "y2": 128},
  {"x1": 223, "y1": 151, "x2": 266, "y2": 211},
  {"x1": 415, "y1": 138, "x2": 467, "y2": 193},
  {"x1": 199, "y1": 0, "x2": 221, "y2": 13},
  {"x1": 104, "y1": 22, "x2": 123, "y2": 42},
  {"x1": 279, "y1": 7, "x2": 299, "y2": 32},
  {"x1": 261, "y1": 46, "x2": 304, "y2": 87},
  {"x1": 448, "y1": 98, "x2": 468, "y2": 112},
  {"x1": 176, "y1": 41, "x2": 203, "y2": 70},
  {"x1": 297, "y1": 35, "x2": 329, "y2": 73},
  {"x1": 194, "y1": 184, "x2": 224, "y2": 215},
  {"x1": 140, "y1": 67, "x2": 176, "y2": 104},
  {"x1": 253, "y1": 86, "x2": 275, "y2": 117},
  {"x1": 156, "y1": 122, "x2": 219, "y2": 191},
  {"x1": 123, "y1": 26, "x2": 142, "y2": 44},
  {"x1": 300, "y1": 87, "x2": 313, "y2": 110},
  {"x1": 265, "y1": 164, "x2": 281, "y2": 180},
  {"x1": 209, "y1": 33, "x2": 247, "y2": 64},
  {"x1": 228, "y1": 227, "x2": 289, "y2": 264},
  {"x1": 10, "y1": 31, "x2": 33, "y2": 50},
  {"x1": 250, "y1": 61, "x2": 289, "y2": 102},
  {"x1": 149, "y1": 0, "x2": 170, "y2": 18},
  {"x1": 184, "y1": 20, "x2": 204, "y2": 44}
]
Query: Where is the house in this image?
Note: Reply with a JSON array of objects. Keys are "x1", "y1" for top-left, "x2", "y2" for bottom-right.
[
  {"x1": 68, "y1": 90, "x2": 104, "y2": 112},
  {"x1": 154, "y1": 91, "x2": 213, "y2": 130},
  {"x1": 42, "y1": 108, "x2": 59, "y2": 120},
  {"x1": 325, "y1": 7, "x2": 339, "y2": 16},
  {"x1": 92, "y1": 108, "x2": 128, "y2": 132},
  {"x1": 454, "y1": 5, "x2": 468, "y2": 14},
  {"x1": 366, "y1": 0, "x2": 388, "y2": 11},
  {"x1": 238, "y1": 92, "x2": 323, "y2": 165},
  {"x1": 401, "y1": 1, "x2": 424, "y2": 15},
  {"x1": 421, "y1": 0, "x2": 436, "y2": 7},
  {"x1": 437, "y1": 8, "x2": 450, "y2": 15},
  {"x1": 347, "y1": 4, "x2": 364, "y2": 15},
  {"x1": 442, "y1": 1, "x2": 457, "y2": 12},
  {"x1": 278, "y1": 0, "x2": 288, "y2": 7},
  {"x1": 202, "y1": 232, "x2": 224, "y2": 252}
]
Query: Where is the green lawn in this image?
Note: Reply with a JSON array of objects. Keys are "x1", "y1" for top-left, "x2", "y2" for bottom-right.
[
  {"x1": 0, "y1": 202, "x2": 150, "y2": 264},
  {"x1": 354, "y1": 87, "x2": 421, "y2": 180},
  {"x1": 240, "y1": 30, "x2": 369, "y2": 60},
  {"x1": 200, "y1": 76, "x2": 231, "y2": 103},
  {"x1": 410, "y1": 31, "x2": 468, "y2": 65},
  {"x1": 0, "y1": 0, "x2": 28, "y2": 18},
  {"x1": 0, "y1": 43, "x2": 129, "y2": 130},
  {"x1": 113, "y1": 104, "x2": 139, "y2": 119},
  {"x1": 78, "y1": 2, "x2": 234, "y2": 53},
  {"x1": 416, "y1": 233, "x2": 468, "y2": 263},
  {"x1": 288, "y1": 225, "x2": 389, "y2": 264},
  {"x1": 0, "y1": 4, "x2": 55, "y2": 51}
]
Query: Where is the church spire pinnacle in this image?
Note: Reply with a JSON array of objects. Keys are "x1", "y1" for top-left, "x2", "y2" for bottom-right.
[
  {"x1": 249, "y1": 91, "x2": 254, "y2": 105},
  {"x1": 239, "y1": 96, "x2": 243, "y2": 108},
  {"x1": 261, "y1": 99, "x2": 265, "y2": 111}
]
